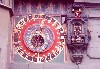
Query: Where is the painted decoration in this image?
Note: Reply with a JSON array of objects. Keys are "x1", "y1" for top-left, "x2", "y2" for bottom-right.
[{"x1": 13, "y1": 14, "x2": 65, "y2": 63}]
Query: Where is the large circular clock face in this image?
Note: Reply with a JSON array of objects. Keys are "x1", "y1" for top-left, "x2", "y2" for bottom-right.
[{"x1": 14, "y1": 14, "x2": 65, "y2": 63}]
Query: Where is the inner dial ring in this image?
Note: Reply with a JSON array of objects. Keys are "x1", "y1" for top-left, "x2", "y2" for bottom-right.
[{"x1": 23, "y1": 24, "x2": 54, "y2": 52}]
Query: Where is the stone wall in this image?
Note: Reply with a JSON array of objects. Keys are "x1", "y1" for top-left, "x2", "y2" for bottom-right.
[{"x1": 0, "y1": 7, "x2": 11, "y2": 69}]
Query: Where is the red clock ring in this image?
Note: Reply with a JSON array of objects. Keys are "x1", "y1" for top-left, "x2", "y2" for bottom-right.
[{"x1": 13, "y1": 14, "x2": 65, "y2": 63}]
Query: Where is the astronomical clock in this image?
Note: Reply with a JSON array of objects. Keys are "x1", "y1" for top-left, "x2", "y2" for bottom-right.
[{"x1": 13, "y1": 14, "x2": 65, "y2": 63}]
